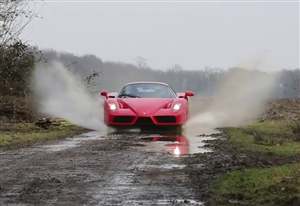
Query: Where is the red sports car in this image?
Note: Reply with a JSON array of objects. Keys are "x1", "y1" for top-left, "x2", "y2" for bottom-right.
[{"x1": 100, "y1": 82, "x2": 194, "y2": 129}]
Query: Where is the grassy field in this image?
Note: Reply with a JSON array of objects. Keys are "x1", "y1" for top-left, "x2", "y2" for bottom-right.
[
  {"x1": 210, "y1": 120, "x2": 300, "y2": 206},
  {"x1": 225, "y1": 121, "x2": 300, "y2": 156},
  {"x1": 0, "y1": 121, "x2": 86, "y2": 149},
  {"x1": 211, "y1": 163, "x2": 300, "y2": 206}
]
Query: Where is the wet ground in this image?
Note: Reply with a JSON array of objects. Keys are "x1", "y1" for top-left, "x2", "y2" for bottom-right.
[{"x1": 0, "y1": 128, "x2": 219, "y2": 206}]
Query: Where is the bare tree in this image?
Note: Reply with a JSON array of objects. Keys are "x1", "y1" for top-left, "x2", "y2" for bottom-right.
[
  {"x1": 0, "y1": 0, "x2": 35, "y2": 97},
  {"x1": 0, "y1": 0, "x2": 34, "y2": 46}
]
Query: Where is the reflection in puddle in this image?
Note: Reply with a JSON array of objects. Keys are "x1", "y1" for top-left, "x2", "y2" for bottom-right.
[
  {"x1": 135, "y1": 163, "x2": 186, "y2": 170},
  {"x1": 141, "y1": 130, "x2": 218, "y2": 157},
  {"x1": 124, "y1": 199, "x2": 203, "y2": 205},
  {"x1": 141, "y1": 135, "x2": 189, "y2": 157}
]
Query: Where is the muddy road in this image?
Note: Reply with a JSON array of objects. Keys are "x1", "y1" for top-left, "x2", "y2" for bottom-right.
[{"x1": 0, "y1": 128, "x2": 219, "y2": 206}]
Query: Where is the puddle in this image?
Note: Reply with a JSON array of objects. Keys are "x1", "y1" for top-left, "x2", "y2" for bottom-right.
[
  {"x1": 140, "y1": 129, "x2": 219, "y2": 157},
  {"x1": 134, "y1": 163, "x2": 186, "y2": 170},
  {"x1": 40, "y1": 131, "x2": 105, "y2": 152},
  {"x1": 38, "y1": 126, "x2": 219, "y2": 155},
  {"x1": 124, "y1": 199, "x2": 203, "y2": 205},
  {"x1": 105, "y1": 126, "x2": 220, "y2": 157}
]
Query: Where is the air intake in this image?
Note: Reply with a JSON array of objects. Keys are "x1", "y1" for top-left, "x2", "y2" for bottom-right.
[{"x1": 155, "y1": 116, "x2": 176, "y2": 123}]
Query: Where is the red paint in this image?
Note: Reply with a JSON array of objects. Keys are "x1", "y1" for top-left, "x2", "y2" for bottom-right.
[{"x1": 101, "y1": 82, "x2": 193, "y2": 127}]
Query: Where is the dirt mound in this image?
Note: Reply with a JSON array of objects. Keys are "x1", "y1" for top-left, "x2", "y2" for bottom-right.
[{"x1": 262, "y1": 98, "x2": 300, "y2": 121}]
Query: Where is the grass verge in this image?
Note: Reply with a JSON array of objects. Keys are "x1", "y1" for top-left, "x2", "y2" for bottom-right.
[
  {"x1": 209, "y1": 120, "x2": 300, "y2": 206},
  {"x1": 224, "y1": 120, "x2": 300, "y2": 156},
  {"x1": 0, "y1": 121, "x2": 87, "y2": 149},
  {"x1": 210, "y1": 163, "x2": 300, "y2": 206}
]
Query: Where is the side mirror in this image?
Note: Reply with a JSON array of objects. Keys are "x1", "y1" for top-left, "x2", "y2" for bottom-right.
[
  {"x1": 108, "y1": 92, "x2": 117, "y2": 98},
  {"x1": 177, "y1": 92, "x2": 186, "y2": 98},
  {"x1": 185, "y1": 91, "x2": 194, "y2": 97},
  {"x1": 100, "y1": 90, "x2": 108, "y2": 98}
]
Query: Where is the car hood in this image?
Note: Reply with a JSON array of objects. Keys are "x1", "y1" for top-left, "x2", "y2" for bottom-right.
[{"x1": 117, "y1": 98, "x2": 174, "y2": 115}]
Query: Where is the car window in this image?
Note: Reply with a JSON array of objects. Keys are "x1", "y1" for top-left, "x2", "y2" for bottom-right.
[{"x1": 118, "y1": 83, "x2": 176, "y2": 98}]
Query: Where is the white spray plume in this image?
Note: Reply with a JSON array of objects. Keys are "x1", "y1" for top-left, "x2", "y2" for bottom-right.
[
  {"x1": 32, "y1": 62, "x2": 103, "y2": 131},
  {"x1": 187, "y1": 60, "x2": 277, "y2": 131}
]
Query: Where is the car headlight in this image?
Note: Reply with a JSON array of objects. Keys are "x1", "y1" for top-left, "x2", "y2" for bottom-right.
[
  {"x1": 108, "y1": 103, "x2": 117, "y2": 111},
  {"x1": 173, "y1": 103, "x2": 181, "y2": 111}
]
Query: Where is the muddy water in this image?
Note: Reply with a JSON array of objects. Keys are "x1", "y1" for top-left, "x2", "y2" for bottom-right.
[
  {"x1": 138, "y1": 133, "x2": 213, "y2": 157},
  {"x1": 0, "y1": 128, "x2": 217, "y2": 205},
  {"x1": 40, "y1": 131, "x2": 104, "y2": 152}
]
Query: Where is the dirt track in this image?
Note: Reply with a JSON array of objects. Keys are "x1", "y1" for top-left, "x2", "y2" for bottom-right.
[
  {"x1": 2, "y1": 98, "x2": 297, "y2": 205},
  {"x1": 0, "y1": 130, "x2": 218, "y2": 206}
]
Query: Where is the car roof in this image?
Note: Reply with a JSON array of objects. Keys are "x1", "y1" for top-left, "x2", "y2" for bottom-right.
[{"x1": 125, "y1": 81, "x2": 169, "y2": 86}]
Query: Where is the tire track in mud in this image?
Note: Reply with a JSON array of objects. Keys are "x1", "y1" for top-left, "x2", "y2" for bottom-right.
[{"x1": 0, "y1": 131, "x2": 210, "y2": 205}]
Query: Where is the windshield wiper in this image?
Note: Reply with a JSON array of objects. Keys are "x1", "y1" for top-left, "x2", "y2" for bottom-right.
[{"x1": 119, "y1": 94, "x2": 141, "y2": 98}]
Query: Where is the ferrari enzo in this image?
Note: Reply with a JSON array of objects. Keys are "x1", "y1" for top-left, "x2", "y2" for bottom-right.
[{"x1": 100, "y1": 82, "x2": 194, "y2": 129}]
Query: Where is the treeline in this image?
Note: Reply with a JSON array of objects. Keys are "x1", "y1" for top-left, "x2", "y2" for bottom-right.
[
  {"x1": 42, "y1": 50, "x2": 300, "y2": 98},
  {"x1": 0, "y1": 0, "x2": 36, "y2": 97},
  {"x1": 0, "y1": 43, "x2": 35, "y2": 96}
]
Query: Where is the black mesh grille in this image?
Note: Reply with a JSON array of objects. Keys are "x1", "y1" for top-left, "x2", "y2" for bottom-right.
[
  {"x1": 155, "y1": 116, "x2": 176, "y2": 123},
  {"x1": 113, "y1": 116, "x2": 134, "y2": 123},
  {"x1": 135, "y1": 117, "x2": 154, "y2": 126}
]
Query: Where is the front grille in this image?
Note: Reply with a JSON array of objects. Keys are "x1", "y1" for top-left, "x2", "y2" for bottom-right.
[
  {"x1": 155, "y1": 116, "x2": 176, "y2": 123},
  {"x1": 135, "y1": 117, "x2": 154, "y2": 126},
  {"x1": 113, "y1": 116, "x2": 134, "y2": 123}
]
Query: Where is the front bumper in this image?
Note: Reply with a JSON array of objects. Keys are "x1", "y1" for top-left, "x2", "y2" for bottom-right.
[{"x1": 105, "y1": 109, "x2": 187, "y2": 127}]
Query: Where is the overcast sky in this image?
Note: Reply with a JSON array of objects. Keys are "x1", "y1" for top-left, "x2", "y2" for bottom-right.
[{"x1": 21, "y1": 0, "x2": 299, "y2": 70}]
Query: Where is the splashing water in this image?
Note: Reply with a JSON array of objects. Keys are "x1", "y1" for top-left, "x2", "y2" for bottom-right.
[
  {"x1": 32, "y1": 62, "x2": 104, "y2": 131},
  {"x1": 186, "y1": 66, "x2": 277, "y2": 131}
]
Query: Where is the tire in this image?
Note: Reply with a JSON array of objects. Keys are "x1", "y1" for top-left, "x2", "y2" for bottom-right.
[{"x1": 173, "y1": 125, "x2": 183, "y2": 134}]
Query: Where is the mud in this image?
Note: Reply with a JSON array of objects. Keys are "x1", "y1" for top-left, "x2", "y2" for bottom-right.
[
  {"x1": 261, "y1": 98, "x2": 300, "y2": 121},
  {"x1": 0, "y1": 129, "x2": 219, "y2": 206},
  {"x1": 2, "y1": 124, "x2": 299, "y2": 206},
  {"x1": 1, "y1": 98, "x2": 299, "y2": 205},
  {"x1": 183, "y1": 136, "x2": 300, "y2": 205}
]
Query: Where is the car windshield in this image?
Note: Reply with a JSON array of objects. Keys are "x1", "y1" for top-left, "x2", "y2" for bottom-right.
[{"x1": 118, "y1": 83, "x2": 176, "y2": 98}]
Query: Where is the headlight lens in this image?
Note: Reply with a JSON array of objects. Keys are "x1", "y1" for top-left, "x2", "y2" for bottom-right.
[
  {"x1": 173, "y1": 103, "x2": 181, "y2": 111},
  {"x1": 109, "y1": 103, "x2": 117, "y2": 111}
]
